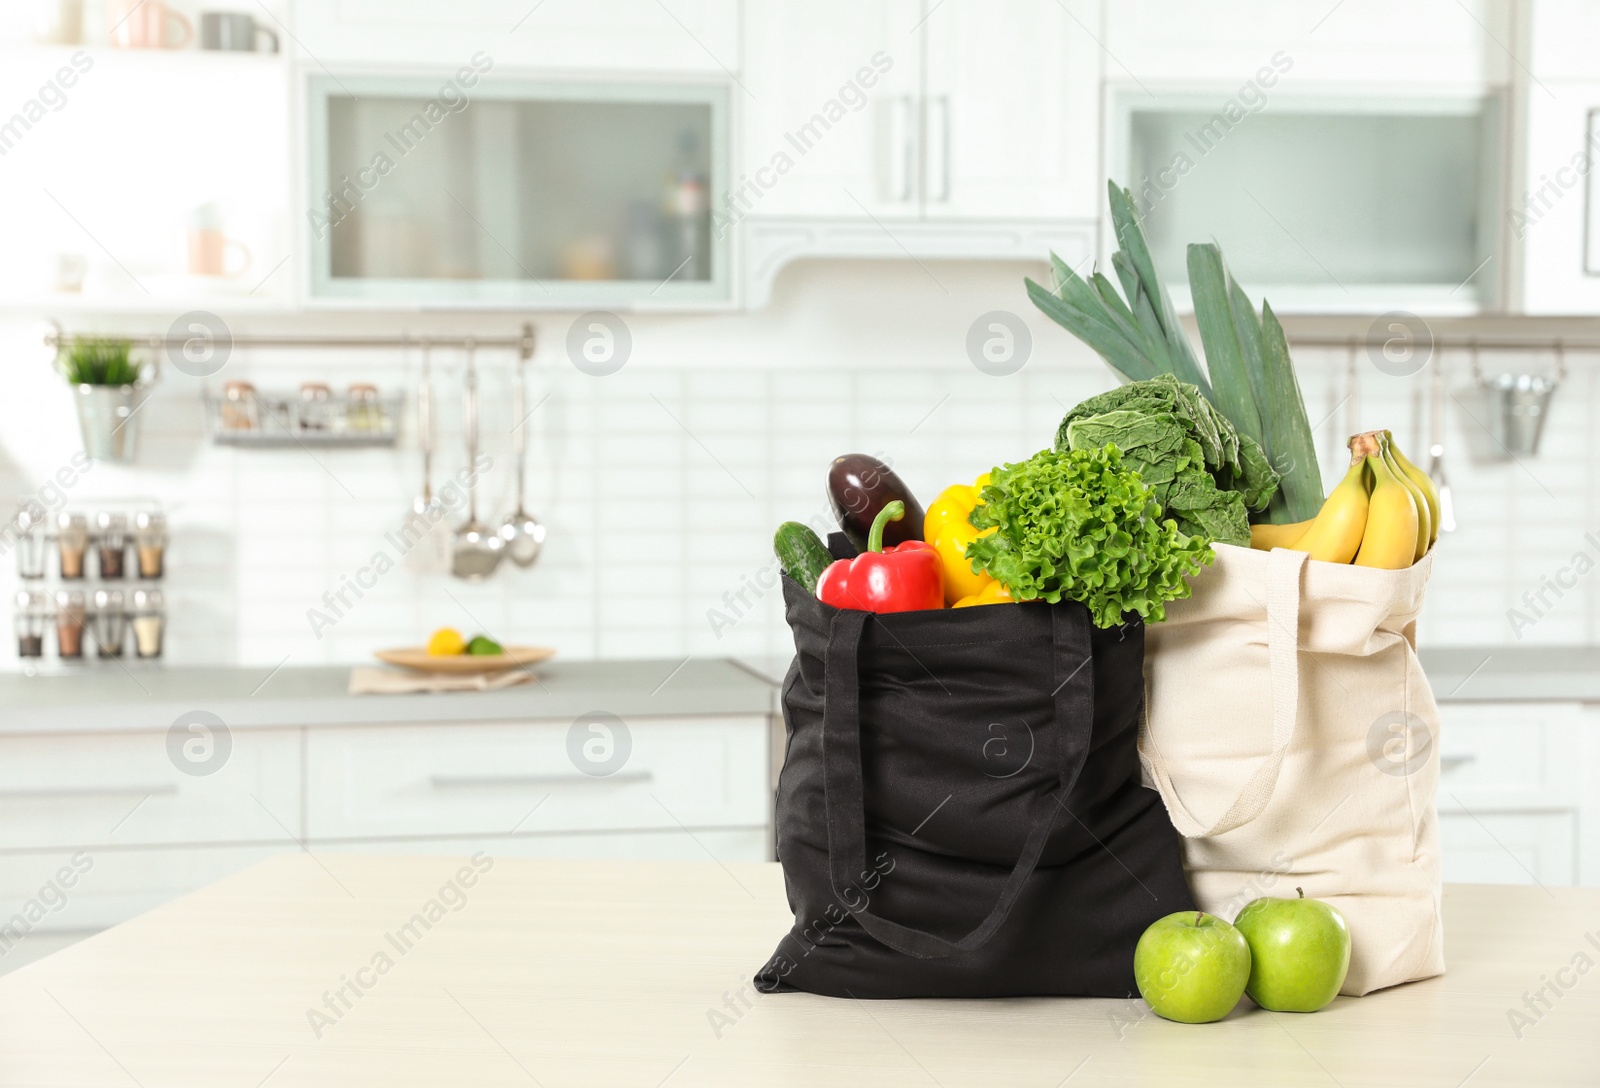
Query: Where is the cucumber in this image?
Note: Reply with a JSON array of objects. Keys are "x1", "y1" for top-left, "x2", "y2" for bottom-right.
[{"x1": 774, "y1": 522, "x2": 834, "y2": 594}]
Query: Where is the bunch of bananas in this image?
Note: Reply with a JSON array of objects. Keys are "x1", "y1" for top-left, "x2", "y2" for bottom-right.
[{"x1": 1249, "y1": 431, "x2": 1440, "y2": 569}]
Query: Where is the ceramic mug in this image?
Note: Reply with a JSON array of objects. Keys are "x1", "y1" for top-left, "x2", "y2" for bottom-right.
[
  {"x1": 186, "y1": 203, "x2": 251, "y2": 277},
  {"x1": 109, "y1": 0, "x2": 193, "y2": 49},
  {"x1": 200, "y1": 11, "x2": 279, "y2": 52},
  {"x1": 31, "y1": 0, "x2": 83, "y2": 44},
  {"x1": 188, "y1": 230, "x2": 250, "y2": 277}
]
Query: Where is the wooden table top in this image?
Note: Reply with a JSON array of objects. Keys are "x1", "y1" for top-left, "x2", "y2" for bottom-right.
[{"x1": 1, "y1": 853, "x2": 1595, "y2": 1086}]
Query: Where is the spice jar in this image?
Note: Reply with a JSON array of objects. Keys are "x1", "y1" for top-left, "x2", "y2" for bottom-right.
[
  {"x1": 92, "y1": 588, "x2": 126, "y2": 658},
  {"x1": 57, "y1": 512, "x2": 89, "y2": 579},
  {"x1": 345, "y1": 383, "x2": 382, "y2": 432},
  {"x1": 221, "y1": 381, "x2": 259, "y2": 432},
  {"x1": 96, "y1": 511, "x2": 128, "y2": 579},
  {"x1": 131, "y1": 587, "x2": 165, "y2": 659},
  {"x1": 12, "y1": 503, "x2": 48, "y2": 580},
  {"x1": 15, "y1": 589, "x2": 49, "y2": 658},
  {"x1": 135, "y1": 510, "x2": 167, "y2": 579},
  {"x1": 298, "y1": 382, "x2": 332, "y2": 431},
  {"x1": 55, "y1": 589, "x2": 86, "y2": 659}
]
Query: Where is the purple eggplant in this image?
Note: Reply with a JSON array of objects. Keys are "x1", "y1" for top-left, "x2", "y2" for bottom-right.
[{"x1": 827, "y1": 453, "x2": 925, "y2": 549}]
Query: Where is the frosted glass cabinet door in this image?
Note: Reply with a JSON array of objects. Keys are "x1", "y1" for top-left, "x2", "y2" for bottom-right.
[
  {"x1": 1113, "y1": 93, "x2": 1504, "y2": 313},
  {"x1": 306, "y1": 76, "x2": 731, "y2": 307}
]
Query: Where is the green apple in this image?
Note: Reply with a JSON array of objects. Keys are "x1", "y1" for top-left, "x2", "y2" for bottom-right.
[
  {"x1": 1133, "y1": 911, "x2": 1251, "y2": 1024},
  {"x1": 1233, "y1": 888, "x2": 1350, "y2": 1012}
]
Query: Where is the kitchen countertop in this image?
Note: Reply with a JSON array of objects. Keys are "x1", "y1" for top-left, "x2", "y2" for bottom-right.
[
  {"x1": 0, "y1": 853, "x2": 1591, "y2": 1086},
  {"x1": 1415, "y1": 646, "x2": 1600, "y2": 703},
  {"x1": 0, "y1": 658, "x2": 778, "y2": 734},
  {"x1": 745, "y1": 647, "x2": 1600, "y2": 704},
  {"x1": 1, "y1": 644, "x2": 1594, "y2": 736}
]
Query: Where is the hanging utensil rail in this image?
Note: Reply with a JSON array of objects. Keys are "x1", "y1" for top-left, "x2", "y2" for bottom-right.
[{"x1": 45, "y1": 323, "x2": 537, "y2": 360}]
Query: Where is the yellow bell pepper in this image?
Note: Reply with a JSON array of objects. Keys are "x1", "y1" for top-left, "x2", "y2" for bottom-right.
[
  {"x1": 924, "y1": 474, "x2": 998, "y2": 607},
  {"x1": 953, "y1": 581, "x2": 1015, "y2": 608}
]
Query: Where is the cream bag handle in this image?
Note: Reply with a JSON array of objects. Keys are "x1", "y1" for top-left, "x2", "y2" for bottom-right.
[{"x1": 1142, "y1": 546, "x2": 1306, "y2": 838}]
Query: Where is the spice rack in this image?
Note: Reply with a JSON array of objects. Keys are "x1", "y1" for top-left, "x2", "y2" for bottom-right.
[
  {"x1": 10, "y1": 501, "x2": 167, "y2": 665},
  {"x1": 203, "y1": 383, "x2": 403, "y2": 448}
]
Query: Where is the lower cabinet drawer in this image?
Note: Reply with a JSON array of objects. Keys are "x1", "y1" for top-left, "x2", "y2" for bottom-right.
[
  {"x1": 304, "y1": 717, "x2": 770, "y2": 840},
  {"x1": 0, "y1": 729, "x2": 302, "y2": 851},
  {"x1": 1436, "y1": 702, "x2": 1582, "y2": 812},
  {"x1": 1439, "y1": 811, "x2": 1576, "y2": 886},
  {"x1": 316, "y1": 828, "x2": 771, "y2": 864}
]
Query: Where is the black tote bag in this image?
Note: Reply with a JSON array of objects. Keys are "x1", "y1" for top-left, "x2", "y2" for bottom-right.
[{"x1": 755, "y1": 576, "x2": 1194, "y2": 999}]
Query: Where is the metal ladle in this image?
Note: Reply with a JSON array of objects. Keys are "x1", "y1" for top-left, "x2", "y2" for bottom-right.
[
  {"x1": 403, "y1": 338, "x2": 453, "y2": 574},
  {"x1": 450, "y1": 340, "x2": 505, "y2": 581},
  {"x1": 499, "y1": 352, "x2": 545, "y2": 567}
]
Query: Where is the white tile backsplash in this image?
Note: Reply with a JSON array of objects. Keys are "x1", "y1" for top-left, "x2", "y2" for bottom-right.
[{"x1": 2, "y1": 262, "x2": 1597, "y2": 668}]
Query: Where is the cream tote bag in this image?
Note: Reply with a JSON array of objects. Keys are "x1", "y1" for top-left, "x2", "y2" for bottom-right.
[{"x1": 1141, "y1": 544, "x2": 1444, "y2": 996}]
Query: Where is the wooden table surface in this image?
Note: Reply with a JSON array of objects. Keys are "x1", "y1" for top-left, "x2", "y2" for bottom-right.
[{"x1": 1, "y1": 853, "x2": 1595, "y2": 1087}]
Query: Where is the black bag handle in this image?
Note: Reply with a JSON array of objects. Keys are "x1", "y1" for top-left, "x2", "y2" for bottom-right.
[{"x1": 821, "y1": 604, "x2": 1097, "y2": 960}]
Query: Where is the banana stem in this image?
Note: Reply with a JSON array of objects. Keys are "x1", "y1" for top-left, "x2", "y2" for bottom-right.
[{"x1": 1347, "y1": 431, "x2": 1383, "y2": 461}]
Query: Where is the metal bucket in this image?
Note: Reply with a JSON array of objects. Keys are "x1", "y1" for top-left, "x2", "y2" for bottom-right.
[
  {"x1": 73, "y1": 383, "x2": 147, "y2": 462},
  {"x1": 1482, "y1": 372, "x2": 1558, "y2": 456}
]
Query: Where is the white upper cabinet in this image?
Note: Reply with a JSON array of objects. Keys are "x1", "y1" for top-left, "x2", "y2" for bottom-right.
[
  {"x1": 737, "y1": 0, "x2": 922, "y2": 220},
  {"x1": 1519, "y1": 1, "x2": 1600, "y2": 313},
  {"x1": 291, "y1": 0, "x2": 740, "y2": 72},
  {"x1": 738, "y1": 0, "x2": 1101, "y2": 222},
  {"x1": 1104, "y1": 0, "x2": 1511, "y2": 88},
  {"x1": 1517, "y1": 80, "x2": 1600, "y2": 314},
  {"x1": 1528, "y1": 0, "x2": 1600, "y2": 81},
  {"x1": 921, "y1": 0, "x2": 1101, "y2": 220}
]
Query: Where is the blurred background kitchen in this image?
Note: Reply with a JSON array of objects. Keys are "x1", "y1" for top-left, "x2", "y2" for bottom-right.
[{"x1": 2, "y1": 0, "x2": 1599, "y2": 969}]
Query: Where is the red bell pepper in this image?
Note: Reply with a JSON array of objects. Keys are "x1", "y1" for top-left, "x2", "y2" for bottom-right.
[{"x1": 817, "y1": 501, "x2": 944, "y2": 613}]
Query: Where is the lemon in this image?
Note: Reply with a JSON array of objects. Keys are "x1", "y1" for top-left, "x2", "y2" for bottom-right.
[{"x1": 426, "y1": 627, "x2": 466, "y2": 656}]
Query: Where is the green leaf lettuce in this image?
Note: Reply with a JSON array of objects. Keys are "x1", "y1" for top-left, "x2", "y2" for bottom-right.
[{"x1": 967, "y1": 445, "x2": 1213, "y2": 628}]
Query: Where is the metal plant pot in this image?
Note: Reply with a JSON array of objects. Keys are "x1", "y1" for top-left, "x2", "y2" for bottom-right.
[
  {"x1": 1482, "y1": 372, "x2": 1558, "y2": 456},
  {"x1": 73, "y1": 383, "x2": 147, "y2": 462}
]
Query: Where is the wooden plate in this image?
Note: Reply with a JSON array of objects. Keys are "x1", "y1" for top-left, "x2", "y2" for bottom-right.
[{"x1": 374, "y1": 646, "x2": 556, "y2": 674}]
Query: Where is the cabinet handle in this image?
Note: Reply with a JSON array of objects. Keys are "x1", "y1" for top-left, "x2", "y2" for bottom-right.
[
  {"x1": 1441, "y1": 754, "x2": 1477, "y2": 773},
  {"x1": 887, "y1": 94, "x2": 915, "y2": 203},
  {"x1": 429, "y1": 772, "x2": 654, "y2": 789},
  {"x1": 925, "y1": 95, "x2": 950, "y2": 203},
  {"x1": 0, "y1": 784, "x2": 179, "y2": 800}
]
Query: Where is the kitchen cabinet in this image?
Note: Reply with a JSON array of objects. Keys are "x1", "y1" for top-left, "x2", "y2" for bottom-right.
[
  {"x1": 739, "y1": 0, "x2": 1097, "y2": 221},
  {"x1": 737, "y1": 0, "x2": 1102, "y2": 304},
  {"x1": 920, "y1": 0, "x2": 1100, "y2": 221},
  {"x1": 1517, "y1": 80, "x2": 1600, "y2": 314},
  {"x1": 1103, "y1": 0, "x2": 1511, "y2": 87},
  {"x1": 737, "y1": 0, "x2": 921, "y2": 220},
  {"x1": 303, "y1": 717, "x2": 770, "y2": 840},
  {"x1": 1435, "y1": 701, "x2": 1584, "y2": 886},
  {"x1": 1527, "y1": 0, "x2": 1600, "y2": 81},
  {"x1": 288, "y1": 0, "x2": 740, "y2": 73},
  {"x1": 1110, "y1": 91, "x2": 1506, "y2": 313},
  {"x1": 317, "y1": 829, "x2": 768, "y2": 864},
  {"x1": 1439, "y1": 812, "x2": 1577, "y2": 885},
  {"x1": 0, "y1": 728, "x2": 301, "y2": 850},
  {"x1": 0, "y1": 710, "x2": 773, "y2": 971},
  {"x1": 304, "y1": 74, "x2": 731, "y2": 308}
]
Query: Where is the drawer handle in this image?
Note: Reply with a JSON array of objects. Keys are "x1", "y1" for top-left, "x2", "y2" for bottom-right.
[
  {"x1": 1441, "y1": 754, "x2": 1477, "y2": 773},
  {"x1": 0, "y1": 784, "x2": 179, "y2": 800},
  {"x1": 428, "y1": 772, "x2": 654, "y2": 789}
]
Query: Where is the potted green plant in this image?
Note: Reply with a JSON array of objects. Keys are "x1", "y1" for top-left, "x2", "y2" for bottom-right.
[{"x1": 57, "y1": 337, "x2": 150, "y2": 462}]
